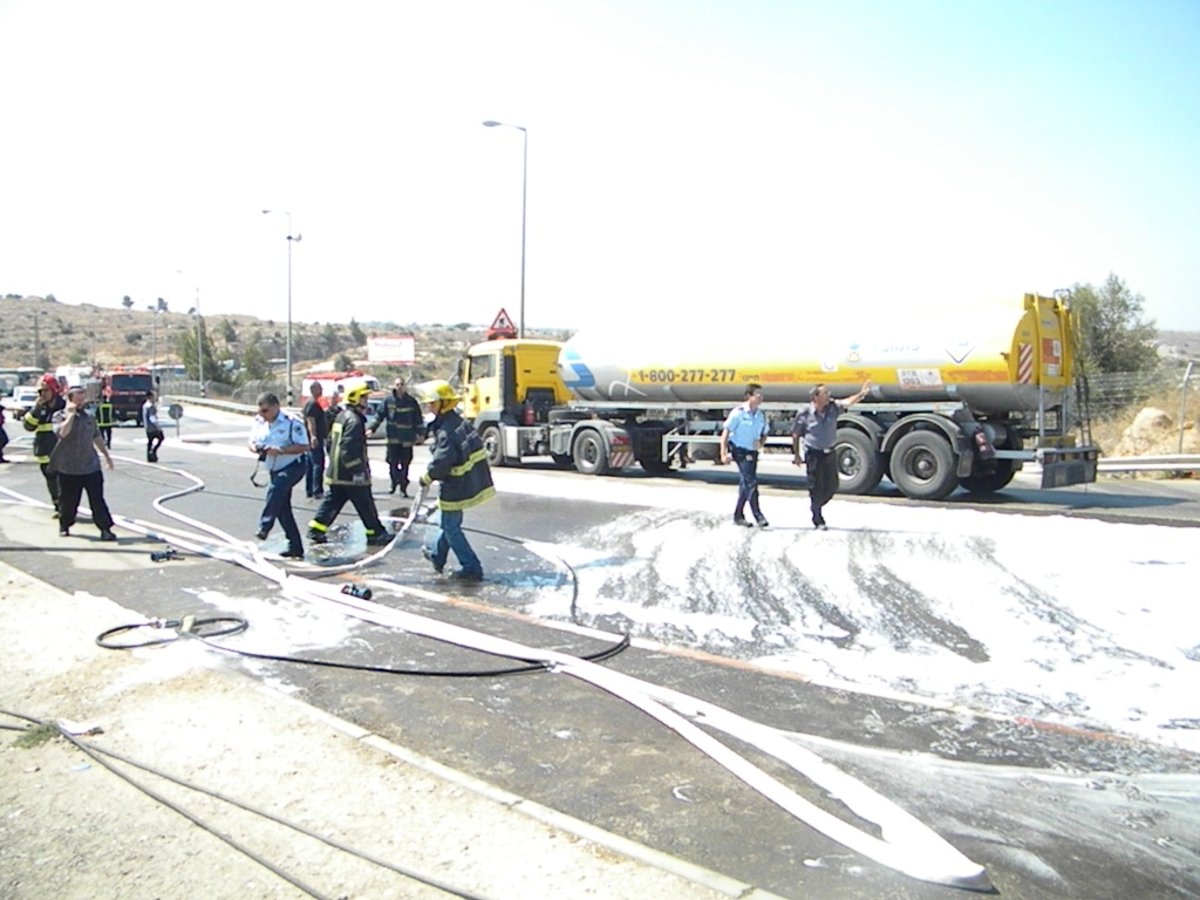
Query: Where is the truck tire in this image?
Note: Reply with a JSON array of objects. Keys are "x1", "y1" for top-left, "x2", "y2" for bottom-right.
[
  {"x1": 479, "y1": 424, "x2": 506, "y2": 468},
  {"x1": 889, "y1": 430, "x2": 958, "y2": 500},
  {"x1": 960, "y1": 462, "x2": 1016, "y2": 494},
  {"x1": 960, "y1": 430, "x2": 1019, "y2": 494},
  {"x1": 572, "y1": 430, "x2": 610, "y2": 476},
  {"x1": 835, "y1": 428, "x2": 884, "y2": 495}
]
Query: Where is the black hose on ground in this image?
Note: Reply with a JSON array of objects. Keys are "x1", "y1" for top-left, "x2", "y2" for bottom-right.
[
  {"x1": 0, "y1": 706, "x2": 491, "y2": 900},
  {"x1": 96, "y1": 615, "x2": 631, "y2": 677}
]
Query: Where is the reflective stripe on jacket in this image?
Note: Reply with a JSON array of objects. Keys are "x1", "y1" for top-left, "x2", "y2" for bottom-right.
[
  {"x1": 426, "y1": 410, "x2": 495, "y2": 512},
  {"x1": 23, "y1": 397, "x2": 64, "y2": 463},
  {"x1": 325, "y1": 407, "x2": 372, "y2": 486},
  {"x1": 371, "y1": 392, "x2": 422, "y2": 445}
]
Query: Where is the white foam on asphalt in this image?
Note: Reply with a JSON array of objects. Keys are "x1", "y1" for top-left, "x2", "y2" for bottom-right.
[
  {"x1": 130, "y1": 418, "x2": 1200, "y2": 753},
  {"x1": 505, "y1": 471, "x2": 1199, "y2": 753}
]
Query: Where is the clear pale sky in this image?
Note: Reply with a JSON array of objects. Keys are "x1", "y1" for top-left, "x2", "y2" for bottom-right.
[{"x1": 2, "y1": 0, "x2": 1198, "y2": 333}]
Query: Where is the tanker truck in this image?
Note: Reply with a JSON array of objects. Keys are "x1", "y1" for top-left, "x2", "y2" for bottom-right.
[{"x1": 453, "y1": 293, "x2": 1099, "y2": 500}]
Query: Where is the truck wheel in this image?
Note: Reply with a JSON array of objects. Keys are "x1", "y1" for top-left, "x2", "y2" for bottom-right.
[
  {"x1": 572, "y1": 430, "x2": 609, "y2": 476},
  {"x1": 835, "y1": 428, "x2": 884, "y2": 495},
  {"x1": 479, "y1": 425, "x2": 506, "y2": 468},
  {"x1": 960, "y1": 463, "x2": 1016, "y2": 494},
  {"x1": 889, "y1": 431, "x2": 958, "y2": 500}
]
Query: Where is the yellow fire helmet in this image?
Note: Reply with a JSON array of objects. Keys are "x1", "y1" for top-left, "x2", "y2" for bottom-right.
[
  {"x1": 415, "y1": 379, "x2": 460, "y2": 413},
  {"x1": 343, "y1": 382, "x2": 372, "y2": 407}
]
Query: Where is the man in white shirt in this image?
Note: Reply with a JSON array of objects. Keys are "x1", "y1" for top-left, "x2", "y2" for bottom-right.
[
  {"x1": 719, "y1": 383, "x2": 769, "y2": 528},
  {"x1": 142, "y1": 391, "x2": 165, "y2": 462},
  {"x1": 248, "y1": 392, "x2": 309, "y2": 558}
]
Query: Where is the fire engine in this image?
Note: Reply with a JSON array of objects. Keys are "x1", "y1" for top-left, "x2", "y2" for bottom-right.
[
  {"x1": 98, "y1": 366, "x2": 155, "y2": 423},
  {"x1": 299, "y1": 370, "x2": 380, "y2": 409}
]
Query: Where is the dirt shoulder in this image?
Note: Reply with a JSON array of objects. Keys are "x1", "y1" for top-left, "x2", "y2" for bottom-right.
[{"x1": 0, "y1": 561, "x2": 756, "y2": 900}]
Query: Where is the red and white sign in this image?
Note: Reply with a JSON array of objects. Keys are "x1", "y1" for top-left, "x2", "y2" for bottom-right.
[
  {"x1": 367, "y1": 335, "x2": 416, "y2": 365},
  {"x1": 1041, "y1": 337, "x2": 1062, "y2": 377},
  {"x1": 1017, "y1": 342, "x2": 1033, "y2": 384},
  {"x1": 487, "y1": 308, "x2": 518, "y2": 339}
]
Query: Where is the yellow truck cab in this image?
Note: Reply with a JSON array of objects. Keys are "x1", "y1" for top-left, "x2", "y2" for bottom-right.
[{"x1": 460, "y1": 339, "x2": 571, "y2": 422}]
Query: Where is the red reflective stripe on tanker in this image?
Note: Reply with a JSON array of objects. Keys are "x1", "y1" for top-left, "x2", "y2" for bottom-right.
[
  {"x1": 1017, "y1": 343, "x2": 1033, "y2": 384},
  {"x1": 609, "y1": 451, "x2": 633, "y2": 470}
]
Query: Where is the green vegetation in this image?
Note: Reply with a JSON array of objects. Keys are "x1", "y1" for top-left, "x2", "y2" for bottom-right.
[
  {"x1": 174, "y1": 319, "x2": 230, "y2": 385},
  {"x1": 240, "y1": 342, "x2": 271, "y2": 382},
  {"x1": 14, "y1": 723, "x2": 57, "y2": 749},
  {"x1": 1071, "y1": 273, "x2": 1159, "y2": 375}
]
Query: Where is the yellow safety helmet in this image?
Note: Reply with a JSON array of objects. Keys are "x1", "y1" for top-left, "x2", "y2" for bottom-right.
[
  {"x1": 416, "y1": 379, "x2": 460, "y2": 413},
  {"x1": 344, "y1": 383, "x2": 372, "y2": 407}
]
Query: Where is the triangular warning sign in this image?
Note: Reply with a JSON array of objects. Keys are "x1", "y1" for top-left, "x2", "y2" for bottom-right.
[{"x1": 487, "y1": 307, "x2": 518, "y2": 340}]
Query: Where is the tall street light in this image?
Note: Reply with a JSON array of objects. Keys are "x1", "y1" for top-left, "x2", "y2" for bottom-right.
[
  {"x1": 262, "y1": 209, "x2": 302, "y2": 406},
  {"x1": 147, "y1": 304, "x2": 159, "y2": 375},
  {"x1": 186, "y1": 293, "x2": 205, "y2": 398},
  {"x1": 179, "y1": 270, "x2": 205, "y2": 398},
  {"x1": 483, "y1": 120, "x2": 527, "y2": 338}
]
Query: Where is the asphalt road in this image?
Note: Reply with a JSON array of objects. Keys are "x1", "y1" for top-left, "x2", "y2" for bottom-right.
[{"x1": 2, "y1": 409, "x2": 1198, "y2": 899}]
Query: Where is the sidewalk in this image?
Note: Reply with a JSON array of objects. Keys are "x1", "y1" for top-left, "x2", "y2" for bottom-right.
[{"x1": 0, "y1": 560, "x2": 777, "y2": 899}]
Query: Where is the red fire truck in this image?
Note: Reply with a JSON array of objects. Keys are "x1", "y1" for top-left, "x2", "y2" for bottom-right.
[{"x1": 99, "y1": 366, "x2": 155, "y2": 423}]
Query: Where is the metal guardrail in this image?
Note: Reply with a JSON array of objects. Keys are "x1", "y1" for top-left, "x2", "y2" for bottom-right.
[{"x1": 1096, "y1": 455, "x2": 1200, "y2": 473}]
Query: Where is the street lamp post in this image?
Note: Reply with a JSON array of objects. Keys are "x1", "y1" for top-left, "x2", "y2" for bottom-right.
[
  {"x1": 483, "y1": 120, "x2": 527, "y2": 338},
  {"x1": 262, "y1": 209, "x2": 302, "y2": 406},
  {"x1": 147, "y1": 305, "x2": 158, "y2": 374},
  {"x1": 187, "y1": 290, "x2": 205, "y2": 398},
  {"x1": 180, "y1": 270, "x2": 205, "y2": 398}
]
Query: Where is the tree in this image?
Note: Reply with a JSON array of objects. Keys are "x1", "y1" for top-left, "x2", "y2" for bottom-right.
[
  {"x1": 221, "y1": 319, "x2": 238, "y2": 343},
  {"x1": 349, "y1": 318, "x2": 366, "y2": 345},
  {"x1": 175, "y1": 319, "x2": 228, "y2": 384},
  {"x1": 156, "y1": 297, "x2": 169, "y2": 313},
  {"x1": 322, "y1": 323, "x2": 339, "y2": 352},
  {"x1": 335, "y1": 352, "x2": 354, "y2": 371},
  {"x1": 240, "y1": 342, "x2": 271, "y2": 382},
  {"x1": 122, "y1": 296, "x2": 133, "y2": 309},
  {"x1": 1070, "y1": 274, "x2": 1158, "y2": 374}
]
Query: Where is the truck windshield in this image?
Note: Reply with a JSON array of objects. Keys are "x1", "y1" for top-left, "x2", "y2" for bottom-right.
[{"x1": 111, "y1": 374, "x2": 153, "y2": 392}]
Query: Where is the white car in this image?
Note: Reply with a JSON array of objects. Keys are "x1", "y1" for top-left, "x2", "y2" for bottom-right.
[{"x1": 8, "y1": 385, "x2": 39, "y2": 415}]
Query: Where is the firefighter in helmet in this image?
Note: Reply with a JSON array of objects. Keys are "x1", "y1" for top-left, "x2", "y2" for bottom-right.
[
  {"x1": 368, "y1": 376, "x2": 423, "y2": 496},
  {"x1": 23, "y1": 375, "x2": 66, "y2": 514},
  {"x1": 417, "y1": 379, "x2": 494, "y2": 581},
  {"x1": 308, "y1": 382, "x2": 393, "y2": 547},
  {"x1": 96, "y1": 384, "x2": 115, "y2": 448}
]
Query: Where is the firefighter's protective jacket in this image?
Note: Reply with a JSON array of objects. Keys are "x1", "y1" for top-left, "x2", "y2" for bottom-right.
[
  {"x1": 325, "y1": 406, "x2": 372, "y2": 486},
  {"x1": 96, "y1": 396, "x2": 114, "y2": 430},
  {"x1": 23, "y1": 395, "x2": 65, "y2": 463},
  {"x1": 425, "y1": 410, "x2": 495, "y2": 512},
  {"x1": 370, "y1": 391, "x2": 422, "y2": 445}
]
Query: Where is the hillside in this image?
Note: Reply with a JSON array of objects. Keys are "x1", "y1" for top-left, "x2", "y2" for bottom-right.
[{"x1": 0, "y1": 294, "x2": 527, "y2": 384}]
